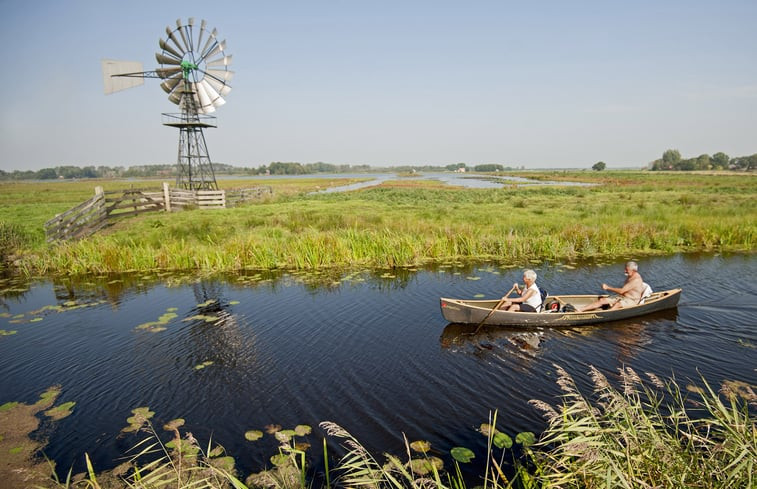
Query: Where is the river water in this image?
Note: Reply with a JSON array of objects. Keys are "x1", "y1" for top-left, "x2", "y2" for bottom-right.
[{"x1": 0, "y1": 253, "x2": 755, "y2": 480}]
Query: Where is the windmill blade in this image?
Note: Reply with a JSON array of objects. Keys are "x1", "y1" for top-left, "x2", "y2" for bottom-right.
[
  {"x1": 158, "y1": 38, "x2": 183, "y2": 60},
  {"x1": 205, "y1": 75, "x2": 232, "y2": 96},
  {"x1": 168, "y1": 88, "x2": 182, "y2": 105},
  {"x1": 196, "y1": 19, "x2": 207, "y2": 53},
  {"x1": 165, "y1": 26, "x2": 186, "y2": 55},
  {"x1": 176, "y1": 19, "x2": 191, "y2": 53},
  {"x1": 194, "y1": 81, "x2": 215, "y2": 113},
  {"x1": 101, "y1": 59, "x2": 145, "y2": 94},
  {"x1": 205, "y1": 68, "x2": 234, "y2": 83},
  {"x1": 200, "y1": 28, "x2": 218, "y2": 59},
  {"x1": 199, "y1": 79, "x2": 225, "y2": 108},
  {"x1": 186, "y1": 18, "x2": 196, "y2": 54},
  {"x1": 206, "y1": 54, "x2": 232, "y2": 67},
  {"x1": 160, "y1": 75, "x2": 182, "y2": 94},
  {"x1": 156, "y1": 52, "x2": 182, "y2": 66},
  {"x1": 200, "y1": 40, "x2": 226, "y2": 64}
]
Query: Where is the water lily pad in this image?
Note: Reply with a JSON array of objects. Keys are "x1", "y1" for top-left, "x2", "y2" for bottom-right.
[
  {"x1": 465, "y1": 276, "x2": 481, "y2": 281},
  {"x1": 515, "y1": 431, "x2": 535, "y2": 446},
  {"x1": 166, "y1": 439, "x2": 200, "y2": 457},
  {"x1": 270, "y1": 453, "x2": 289, "y2": 467},
  {"x1": 409, "y1": 456, "x2": 443, "y2": 475},
  {"x1": 479, "y1": 423, "x2": 495, "y2": 436},
  {"x1": 197, "y1": 299, "x2": 217, "y2": 307},
  {"x1": 294, "y1": 424, "x2": 311, "y2": 436},
  {"x1": 265, "y1": 424, "x2": 282, "y2": 434},
  {"x1": 0, "y1": 330, "x2": 18, "y2": 336},
  {"x1": 493, "y1": 432, "x2": 513, "y2": 449},
  {"x1": 183, "y1": 315, "x2": 218, "y2": 323},
  {"x1": 274, "y1": 431, "x2": 292, "y2": 443},
  {"x1": 410, "y1": 440, "x2": 431, "y2": 453},
  {"x1": 163, "y1": 418, "x2": 185, "y2": 431},
  {"x1": 245, "y1": 430, "x2": 263, "y2": 441},
  {"x1": 211, "y1": 456, "x2": 235, "y2": 471},
  {"x1": 45, "y1": 401, "x2": 75, "y2": 420},
  {"x1": 158, "y1": 312, "x2": 178, "y2": 322},
  {"x1": 123, "y1": 406, "x2": 155, "y2": 432},
  {"x1": 450, "y1": 446, "x2": 475, "y2": 463},
  {"x1": 38, "y1": 387, "x2": 61, "y2": 405},
  {"x1": 229, "y1": 300, "x2": 240, "y2": 305},
  {"x1": 473, "y1": 293, "x2": 485, "y2": 298}
]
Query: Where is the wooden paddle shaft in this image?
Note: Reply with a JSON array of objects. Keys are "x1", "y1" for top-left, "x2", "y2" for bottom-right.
[{"x1": 474, "y1": 284, "x2": 518, "y2": 330}]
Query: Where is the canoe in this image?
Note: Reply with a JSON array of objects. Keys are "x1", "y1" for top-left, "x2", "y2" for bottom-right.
[{"x1": 439, "y1": 288, "x2": 681, "y2": 327}]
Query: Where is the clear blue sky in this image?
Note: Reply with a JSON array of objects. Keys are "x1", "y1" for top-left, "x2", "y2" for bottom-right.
[{"x1": 1, "y1": 0, "x2": 755, "y2": 171}]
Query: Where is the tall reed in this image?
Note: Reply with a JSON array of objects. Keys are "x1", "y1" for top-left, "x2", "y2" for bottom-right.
[{"x1": 530, "y1": 366, "x2": 757, "y2": 489}]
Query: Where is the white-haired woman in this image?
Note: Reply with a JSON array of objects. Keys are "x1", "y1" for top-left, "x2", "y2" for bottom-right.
[{"x1": 501, "y1": 269, "x2": 541, "y2": 312}]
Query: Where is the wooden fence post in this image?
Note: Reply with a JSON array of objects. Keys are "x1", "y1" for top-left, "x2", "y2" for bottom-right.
[{"x1": 163, "y1": 182, "x2": 171, "y2": 212}]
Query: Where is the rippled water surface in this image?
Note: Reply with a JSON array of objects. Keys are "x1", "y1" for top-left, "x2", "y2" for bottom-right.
[{"x1": 1, "y1": 253, "x2": 755, "y2": 478}]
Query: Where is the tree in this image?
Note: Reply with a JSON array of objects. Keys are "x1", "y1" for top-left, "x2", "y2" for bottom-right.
[
  {"x1": 695, "y1": 154, "x2": 711, "y2": 170},
  {"x1": 473, "y1": 164, "x2": 503, "y2": 172},
  {"x1": 592, "y1": 161, "x2": 606, "y2": 171},
  {"x1": 662, "y1": 149, "x2": 681, "y2": 166},
  {"x1": 712, "y1": 152, "x2": 729, "y2": 169},
  {"x1": 38, "y1": 168, "x2": 58, "y2": 179}
]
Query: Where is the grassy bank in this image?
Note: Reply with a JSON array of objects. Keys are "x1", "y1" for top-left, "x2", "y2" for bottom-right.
[{"x1": 1, "y1": 171, "x2": 755, "y2": 275}]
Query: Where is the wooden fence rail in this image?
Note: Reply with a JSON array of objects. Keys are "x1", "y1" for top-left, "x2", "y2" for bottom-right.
[{"x1": 45, "y1": 183, "x2": 272, "y2": 242}]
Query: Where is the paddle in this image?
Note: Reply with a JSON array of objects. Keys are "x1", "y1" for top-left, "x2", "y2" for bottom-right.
[{"x1": 471, "y1": 284, "x2": 518, "y2": 334}]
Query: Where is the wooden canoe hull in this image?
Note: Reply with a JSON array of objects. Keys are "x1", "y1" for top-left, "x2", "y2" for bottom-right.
[{"x1": 440, "y1": 289, "x2": 681, "y2": 327}]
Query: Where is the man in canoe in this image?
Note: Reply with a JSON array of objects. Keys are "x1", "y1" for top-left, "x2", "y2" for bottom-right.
[{"x1": 577, "y1": 261, "x2": 645, "y2": 312}]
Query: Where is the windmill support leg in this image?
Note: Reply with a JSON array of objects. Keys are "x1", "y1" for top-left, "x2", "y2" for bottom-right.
[{"x1": 173, "y1": 125, "x2": 218, "y2": 191}]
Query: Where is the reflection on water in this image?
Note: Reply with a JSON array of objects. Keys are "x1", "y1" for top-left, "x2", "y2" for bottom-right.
[{"x1": 0, "y1": 253, "x2": 755, "y2": 480}]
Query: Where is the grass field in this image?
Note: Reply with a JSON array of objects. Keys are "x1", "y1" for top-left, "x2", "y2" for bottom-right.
[{"x1": 1, "y1": 171, "x2": 754, "y2": 275}]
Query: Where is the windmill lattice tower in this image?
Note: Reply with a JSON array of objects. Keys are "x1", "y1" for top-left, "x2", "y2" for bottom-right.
[{"x1": 102, "y1": 18, "x2": 233, "y2": 190}]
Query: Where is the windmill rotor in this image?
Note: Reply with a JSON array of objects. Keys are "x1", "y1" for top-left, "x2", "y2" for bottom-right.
[{"x1": 157, "y1": 18, "x2": 233, "y2": 114}]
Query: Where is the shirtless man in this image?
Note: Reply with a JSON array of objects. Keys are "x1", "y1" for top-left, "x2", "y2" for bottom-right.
[{"x1": 577, "y1": 261, "x2": 645, "y2": 312}]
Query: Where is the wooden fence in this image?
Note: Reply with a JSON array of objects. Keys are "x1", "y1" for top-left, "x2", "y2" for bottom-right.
[{"x1": 45, "y1": 183, "x2": 272, "y2": 242}]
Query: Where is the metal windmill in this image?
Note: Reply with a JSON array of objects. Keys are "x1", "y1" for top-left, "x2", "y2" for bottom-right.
[{"x1": 102, "y1": 18, "x2": 233, "y2": 190}]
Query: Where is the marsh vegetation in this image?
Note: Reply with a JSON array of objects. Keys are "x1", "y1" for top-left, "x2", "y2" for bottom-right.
[{"x1": 0, "y1": 171, "x2": 754, "y2": 275}]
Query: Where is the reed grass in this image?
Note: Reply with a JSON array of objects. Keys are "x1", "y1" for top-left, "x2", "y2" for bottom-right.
[
  {"x1": 530, "y1": 366, "x2": 757, "y2": 488},
  {"x1": 2, "y1": 172, "x2": 755, "y2": 275},
  {"x1": 53, "y1": 367, "x2": 754, "y2": 489}
]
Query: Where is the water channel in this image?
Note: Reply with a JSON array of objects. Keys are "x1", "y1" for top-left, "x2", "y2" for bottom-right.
[{"x1": 0, "y1": 253, "x2": 755, "y2": 480}]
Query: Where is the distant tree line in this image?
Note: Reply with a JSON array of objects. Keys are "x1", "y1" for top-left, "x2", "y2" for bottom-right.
[
  {"x1": 649, "y1": 149, "x2": 756, "y2": 171},
  {"x1": 0, "y1": 161, "x2": 523, "y2": 180}
]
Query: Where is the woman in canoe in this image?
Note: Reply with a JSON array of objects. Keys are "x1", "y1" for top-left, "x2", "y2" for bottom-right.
[{"x1": 500, "y1": 269, "x2": 542, "y2": 312}]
